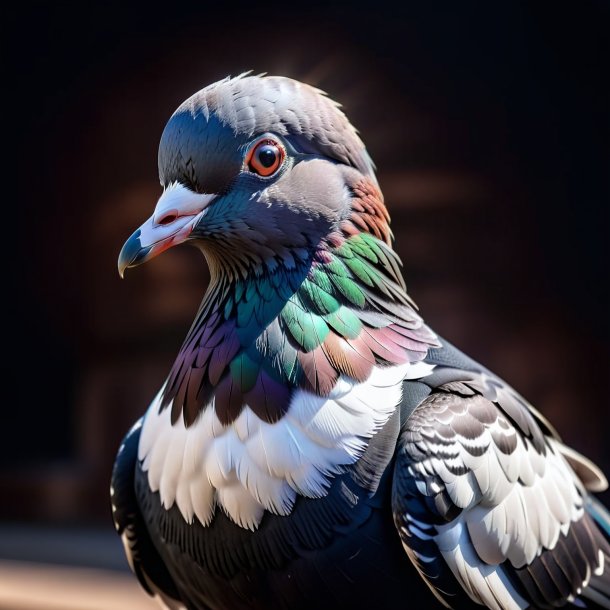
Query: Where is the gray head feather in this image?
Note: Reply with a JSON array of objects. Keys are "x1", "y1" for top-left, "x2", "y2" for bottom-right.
[{"x1": 158, "y1": 73, "x2": 375, "y2": 192}]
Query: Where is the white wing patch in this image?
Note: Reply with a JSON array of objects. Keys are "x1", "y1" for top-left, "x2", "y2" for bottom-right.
[
  {"x1": 434, "y1": 520, "x2": 529, "y2": 610},
  {"x1": 139, "y1": 362, "x2": 425, "y2": 530},
  {"x1": 410, "y1": 421, "x2": 584, "y2": 568},
  {"x1": 429, "y1": 442, "x2": 584, "y2": 610}
]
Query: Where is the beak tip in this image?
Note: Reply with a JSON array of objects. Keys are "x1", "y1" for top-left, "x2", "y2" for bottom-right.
[
  {"x1": 118, "y1": 229, "x2": 146, "y2": 279},
  {"x1": 117, "y1": 254, "x2": 131, "y2": 279}
]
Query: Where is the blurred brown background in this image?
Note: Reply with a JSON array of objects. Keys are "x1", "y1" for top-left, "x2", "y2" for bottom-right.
[{"x1": 2, "y1": 1, "x2": 609, "y2": 607}]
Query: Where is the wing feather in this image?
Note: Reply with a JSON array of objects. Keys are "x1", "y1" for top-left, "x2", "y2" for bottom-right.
[{"x1": 393, "y1": 366, "x2": 610, "y2": 609}]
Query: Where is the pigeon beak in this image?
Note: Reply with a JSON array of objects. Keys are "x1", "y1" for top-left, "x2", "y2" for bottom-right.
[{"x1": 118, "y1": 182, "x2": 216, "y2": 278}]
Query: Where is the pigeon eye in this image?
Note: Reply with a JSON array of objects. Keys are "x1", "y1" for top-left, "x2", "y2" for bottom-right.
[{"x1": 246, "y1": 139, "x2": 285, "y2": 177}]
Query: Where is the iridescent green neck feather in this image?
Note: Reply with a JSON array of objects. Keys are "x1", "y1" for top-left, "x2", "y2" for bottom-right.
[{"x1": 161, "y1": 178, "x2": 439, "y2": 427}]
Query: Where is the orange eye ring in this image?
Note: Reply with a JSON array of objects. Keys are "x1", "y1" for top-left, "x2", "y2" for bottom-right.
[{"x1": 246, "y1": 138, "x2": 285, "y2": 177}]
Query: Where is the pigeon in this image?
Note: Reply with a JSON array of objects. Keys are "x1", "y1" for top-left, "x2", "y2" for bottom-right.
[{"x1": 112, "y1": 74, "x2": 610, "y2": 610}]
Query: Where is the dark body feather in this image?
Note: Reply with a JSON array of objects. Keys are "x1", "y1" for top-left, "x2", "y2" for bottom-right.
[
  {"x1": 130, "y1": 399, "x2": 434, "y2": 610},
  {"x1": 111, "y1": 421, "x2": 182, "y2": 607}
]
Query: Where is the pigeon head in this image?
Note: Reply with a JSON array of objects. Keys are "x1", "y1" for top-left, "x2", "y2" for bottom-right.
[
  {"x1": 116, "y1": 72, "x2": 437, "y2": 441},
  {"x1": 118, "y1": 73, "x2": 377, "y2": 278}
]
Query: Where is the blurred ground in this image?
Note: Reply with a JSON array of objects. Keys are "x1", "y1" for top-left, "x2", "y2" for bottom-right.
[
  {"x1": 0, "y1": 561, "x2": 156, "y2": 610},
  {"x1": 0, "y1": 525, "x2": 156, "y2": 609},
  {"x1": 0, "y1": 524, "x2": 156, "y2": 609}
]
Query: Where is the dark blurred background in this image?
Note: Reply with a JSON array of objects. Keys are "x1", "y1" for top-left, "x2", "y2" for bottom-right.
[{"x1": 2, "y1": 0, "x2": 609, "y2": 606}]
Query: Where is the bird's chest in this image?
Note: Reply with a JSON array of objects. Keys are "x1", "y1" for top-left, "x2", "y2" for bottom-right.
[
  {"x1": 137, "y1": 364, "x2": 409, "y2": 530},
  {"x1": 133, "y1": 453, "x2": 416, "y2": 610}
]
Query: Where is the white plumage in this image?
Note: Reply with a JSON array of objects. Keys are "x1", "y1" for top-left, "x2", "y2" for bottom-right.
[{"x1": 138, "y1": 361, "x2": 431, "y2": 529}]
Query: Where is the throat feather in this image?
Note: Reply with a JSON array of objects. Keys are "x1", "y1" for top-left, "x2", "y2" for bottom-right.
[{"x1": 162, "y1": 260, "x2": 311, "y2": 426}]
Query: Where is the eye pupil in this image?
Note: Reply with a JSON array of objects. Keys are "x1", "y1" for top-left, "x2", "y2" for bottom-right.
[{"x1": 257, "y1": 146, "x2": 277, "y2": 168}]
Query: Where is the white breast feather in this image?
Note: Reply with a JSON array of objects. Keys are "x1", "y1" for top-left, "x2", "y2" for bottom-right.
[{"x1": 138, "y1": 361, "x2": 430, "y2": 530}]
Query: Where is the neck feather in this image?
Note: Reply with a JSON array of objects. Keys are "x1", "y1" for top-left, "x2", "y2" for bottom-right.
[{"x1": 160, "y1": 178, "x2": 439, "y2": 427}]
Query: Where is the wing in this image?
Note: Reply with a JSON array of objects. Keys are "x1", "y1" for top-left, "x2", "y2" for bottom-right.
[
  {"x1": 111, "y1": 419, "x2": 185, "y2": 610},
  {"x1": 393, "y1": 361, "x2": 610, "y2": 610}
]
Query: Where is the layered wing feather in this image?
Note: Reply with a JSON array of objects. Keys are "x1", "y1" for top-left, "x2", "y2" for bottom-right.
[{"x1": 393, "y1": 364, "x2": 610, "y2": 609}]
